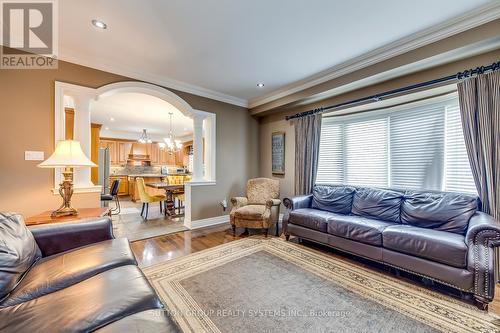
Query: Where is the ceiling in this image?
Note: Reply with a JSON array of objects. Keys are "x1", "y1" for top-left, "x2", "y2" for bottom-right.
[
  {"x1": 90, "y1": 92, "x2": 193, "y2": 141},
  {"x1": 59, "y1": 0, "x2": 496, "y2": 107}
]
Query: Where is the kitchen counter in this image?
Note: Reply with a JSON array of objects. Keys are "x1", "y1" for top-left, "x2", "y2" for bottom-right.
[{"x1": 126, "y1": 174, "x2": 164, "y2": 178}]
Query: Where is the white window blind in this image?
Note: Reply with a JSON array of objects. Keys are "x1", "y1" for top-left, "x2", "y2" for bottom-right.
[
  {"x1": 317, "y1": 93, "x2": 477, "y2": 194},
  {"x1": 390, "y1": 105, "x2": 444, "y2": 190},
  {"x1": 317, "y1": 120, "x2": 343, "y2": 183},
  {"x1": 445, "y1": 104, "x2": 477, "y2": 194},
  {"x1": 345, "y1": 118, "x2": 388, "y2": 187}
]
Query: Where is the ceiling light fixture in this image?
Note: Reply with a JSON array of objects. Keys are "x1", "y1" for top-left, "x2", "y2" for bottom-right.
[
  {"x1": 138, "y1": 129, "x2": 152, "y2": 144},
  {"x1": 92, "y1": 19, "x2": 107, "y2": 29},
  {"x1": 110, "y1": 117, "x2": 115, "y2": 122},
  {"x1": 257, "y1": 83, "x2": 265, "y2": 88},
  {"x1": 105, "y1": 127, "x2": 109, "y2": 130},
  {"x1": 163, "y1": 112, "x2": 182, "y2": 154}
]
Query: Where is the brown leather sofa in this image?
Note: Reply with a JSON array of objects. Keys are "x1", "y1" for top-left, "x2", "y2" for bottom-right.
[
  {"x1": 0, "y1": 213, "x2": 179, "y2": 332},
  {"x1": 283, "y1": 185, "x2": 500, "y2": 309}
]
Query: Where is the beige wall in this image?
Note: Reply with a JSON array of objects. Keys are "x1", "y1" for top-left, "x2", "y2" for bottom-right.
[
  {"x1": 0, "y1": 60, "x2": 259, "y2": 219},
  {"x1": 258, "y1": 49, "x2": 500, "y2": 202},
  {"x1": 259, "y1": 119, "x2": 295, "y2": 207}
]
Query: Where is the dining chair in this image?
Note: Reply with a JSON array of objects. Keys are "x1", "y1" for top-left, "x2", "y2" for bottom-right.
[
  {"x1": 101, "y1": 179, "x2": 121, "y2": 215},
  {"x1": 167, "y1": 175, "x2": 187, "y2": 214},
  {"x1": 136, "y1": 177, "x2": 167, "y2": 220}
]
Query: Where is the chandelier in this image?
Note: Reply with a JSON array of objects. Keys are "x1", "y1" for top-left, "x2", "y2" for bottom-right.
[
  {"x1": 163, "y1": 112, "x2": 183, "y2": 153},
  {"x1": 138, "y1": 129, "x2": 152, "y2": 143}
]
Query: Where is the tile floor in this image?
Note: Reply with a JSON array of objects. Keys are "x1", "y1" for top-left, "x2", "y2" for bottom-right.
[{"x1": 110, "y1": 197, "x2": 187, "y2": 242}]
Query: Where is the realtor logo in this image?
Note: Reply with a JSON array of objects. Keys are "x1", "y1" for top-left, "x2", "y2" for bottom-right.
[{"x1": 1, "y1": 0, "x2": 58, "y2": 69}]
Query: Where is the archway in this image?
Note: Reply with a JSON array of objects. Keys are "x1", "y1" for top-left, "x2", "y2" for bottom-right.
[{"x1": 54, "y1": 80, "x2": 216, "y2": 229}]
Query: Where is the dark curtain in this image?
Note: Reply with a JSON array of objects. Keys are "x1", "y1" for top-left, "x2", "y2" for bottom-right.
[
  {"x1": 293, "y1": 114, "x2": 322, "y2": 195},
  {"x1": 457, "y1": 71, "x2": 500, "y2": 220},
  {"x1": 457, "y1": 71, "x2": 500, "y2": 281}
]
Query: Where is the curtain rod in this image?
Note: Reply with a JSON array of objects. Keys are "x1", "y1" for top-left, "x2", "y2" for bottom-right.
[{"x1": 285, "y1": 60, "x2": 500, "y2": 121}]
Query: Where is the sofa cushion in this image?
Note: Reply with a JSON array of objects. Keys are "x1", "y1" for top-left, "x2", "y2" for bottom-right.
[
  {"x1": 382, "y1": 225, "x2": 468, "y2": 268},
  {"x1": 1, "y1": 238, "x2": 136, "y2": 307},
  {"x1": 0, "y1": 265, "x2": 162, "y2": 333},
  {"x1": 352, "y1": 188, "x2": 403, "y2": 223},
  {"x1": 401, "y1": 191, "x2": 478, "y2": 235},
  {"x1": 95, "y1": 310, "x2": 180, "y2": 333},
  {"x1": 327, "y1": 214, "x2": 396, "y2": 246},
  {"x1": 0, "y1": 212, "x2": 41, "y2": 301},
  {"x1": 289, "y1": 208, "x2": 337, "y2": 232},
  {"x1": 234, "y1": 205, "x2": 265, "y2": 220},
  {"x1": 311, "y1": 185, "x2": 356, "y2": 214}
]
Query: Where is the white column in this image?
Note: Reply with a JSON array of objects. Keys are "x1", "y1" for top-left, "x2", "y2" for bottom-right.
[
  {"x1": 73, "y1": 95, "x2": 93, "y2": 187},
  {"x1": 203, "y1": 114, "x2": 216, "y2": 181},
  {"x1": 192, "y1": 113, "x2": 205, "y2": 181}
]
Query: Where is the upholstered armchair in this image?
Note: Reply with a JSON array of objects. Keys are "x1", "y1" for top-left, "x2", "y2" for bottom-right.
[{"x1": 230, "y1": 178, "x2": 281, "y2": 236}]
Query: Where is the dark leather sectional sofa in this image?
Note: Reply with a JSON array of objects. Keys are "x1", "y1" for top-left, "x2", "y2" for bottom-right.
[
  {"x1": 0, "y1": 213, "x2": 180, "y2": 333},
  {"x1": 283, "y1": 184, "x2": 500, "y2": 309}
]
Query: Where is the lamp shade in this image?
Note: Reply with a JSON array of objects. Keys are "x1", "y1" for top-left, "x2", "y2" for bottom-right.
[{"x1": 38, "y1": 140, "x2": 97, "y2": 168}]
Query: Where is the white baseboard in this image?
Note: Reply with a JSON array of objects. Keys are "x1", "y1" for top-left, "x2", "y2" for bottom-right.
[
  {"x1": 188, "y1": 213, "x2": 284, "y2": 230},
  {"x1": 189, "y1": 214, "x2": 230, "y2": 230}
]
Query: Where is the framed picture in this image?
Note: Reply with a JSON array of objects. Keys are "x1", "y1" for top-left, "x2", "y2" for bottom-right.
[{"x1": 271, "y1": 131, "x2": 285, "y2": 175}]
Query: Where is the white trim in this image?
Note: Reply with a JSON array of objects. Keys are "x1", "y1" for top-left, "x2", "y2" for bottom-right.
[
  {"x1": 185, "y1": 181, "x2": 217, "y2": 186},
  {"x1": 94, "y1": 81, "x2": 196, "y2": 119},
  {"x1": 189, "y1": 215, "x2": 230, "y2": 230},
  {"x1": 58, "y1": 50, "x2": 248, "y2": 107},
  {"x1": 249, "y1": 2, "x2": 500, "y2": 109}
]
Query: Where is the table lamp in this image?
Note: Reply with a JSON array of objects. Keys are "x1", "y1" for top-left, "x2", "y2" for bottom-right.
[{"x1": 38, "y1": 140, "x2": 97, "y2": 217}]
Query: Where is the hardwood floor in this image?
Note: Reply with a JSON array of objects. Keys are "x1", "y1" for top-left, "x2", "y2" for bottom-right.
[{"x1": 131, "y1": 224, "x2": 500, "y2": 315}]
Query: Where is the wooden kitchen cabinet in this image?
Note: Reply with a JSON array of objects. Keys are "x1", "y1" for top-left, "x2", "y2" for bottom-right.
[
  {"x1": 150, "y1": 143, "x2": 160, "y2": 164},
  {"x1": 118, "y1": 142, "x2": 132, "y2": 164},
  {"x1": 99, "y1": 140, "x2": 118, "y2": 165}
]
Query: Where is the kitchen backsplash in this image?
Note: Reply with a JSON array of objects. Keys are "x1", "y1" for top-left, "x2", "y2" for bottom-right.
[{"x1": 110, "y1": 165, "x2": 163, "y2": 175}]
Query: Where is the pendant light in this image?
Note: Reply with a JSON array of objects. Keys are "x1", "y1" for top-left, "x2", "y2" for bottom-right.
[
  {"x1": 138, "y1": 129, "x2": 152, "y2": 143},
  {"x1": 163, "y1": 112, "x2": 183, "y2": 153}
]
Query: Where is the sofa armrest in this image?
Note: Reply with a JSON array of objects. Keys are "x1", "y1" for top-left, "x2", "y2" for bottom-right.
[
  {"x1": 465, "y1": 212, "x2": 500, "y2": 302},
  {"x1": 29, "y1": 217, "x2": 114, "y2": 257},
  {"x1": 283, "y1": 195, "x2": 312, "y2": 210},
  {"x1": 282, "y1": 195, "x2": 312, "y2": 236}
]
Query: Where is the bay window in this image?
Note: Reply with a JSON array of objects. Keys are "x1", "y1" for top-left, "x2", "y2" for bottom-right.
[{"x1": 316, "y1": 93, "x2": 476, "y2": 194}]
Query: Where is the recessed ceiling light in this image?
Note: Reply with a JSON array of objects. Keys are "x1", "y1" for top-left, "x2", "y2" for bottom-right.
[
  {"x1": 110, "y1": 117, "x2": 115, "y2": 122},
  {"x1": 257, "y1": 83, "x2": 265, "y2": 88},
  {"x1": 105, "y1": 127, "x2": 109, "y2": 130},
  {"x1": 92, "y1": 19, "x2": 107, "y2": 29}
]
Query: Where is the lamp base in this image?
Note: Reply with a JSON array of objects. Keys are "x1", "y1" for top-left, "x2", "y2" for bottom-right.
[
  {"x1": 51, "y1": 206, "x2": 79, "y2": 218},
  {"x1": 51, "y1": 167, "x2": 79, "y2": 218}
]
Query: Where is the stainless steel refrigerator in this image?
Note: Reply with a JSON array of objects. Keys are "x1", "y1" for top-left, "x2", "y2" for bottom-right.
[{"x1": 98, "y1": 148, "x2": 110, "y2": 195}]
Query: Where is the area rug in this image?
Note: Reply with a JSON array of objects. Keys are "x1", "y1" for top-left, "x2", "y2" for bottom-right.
[{"x1": 143, "y1": 238, "x2": 500, "y2": 333}]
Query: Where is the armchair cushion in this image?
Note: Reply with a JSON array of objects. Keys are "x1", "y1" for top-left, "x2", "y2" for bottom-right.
[
  {"x1": 234, "y1": 205, "x2": 266, "y2": 220},
  {"x1": 0, "y1": 213, "x2": 41, "y2": 301},
  {"x1": 247, "y1": 178, "x2": 279, "y2": 205}
]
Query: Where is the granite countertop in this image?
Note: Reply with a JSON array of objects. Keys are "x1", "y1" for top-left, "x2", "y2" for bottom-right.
[
  {"x1": 111, "y1": 174, "x2": 164, "y2": 178},
  {"x1": 111, "y1": 173, "x2": 192, "y2": 177}
]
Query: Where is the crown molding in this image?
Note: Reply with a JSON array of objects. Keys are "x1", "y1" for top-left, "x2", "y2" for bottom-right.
[
  {"x1": 248, "y1": 2, "x2": 500, "y2": 109},
  {"x1": 58, "y1": 50, "x2": 249, "y2": 108}
]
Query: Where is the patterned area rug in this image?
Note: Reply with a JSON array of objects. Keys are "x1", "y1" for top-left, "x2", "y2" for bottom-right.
[{"x1": 144, "y1": 238, "x2": 500, "y2": 333}]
